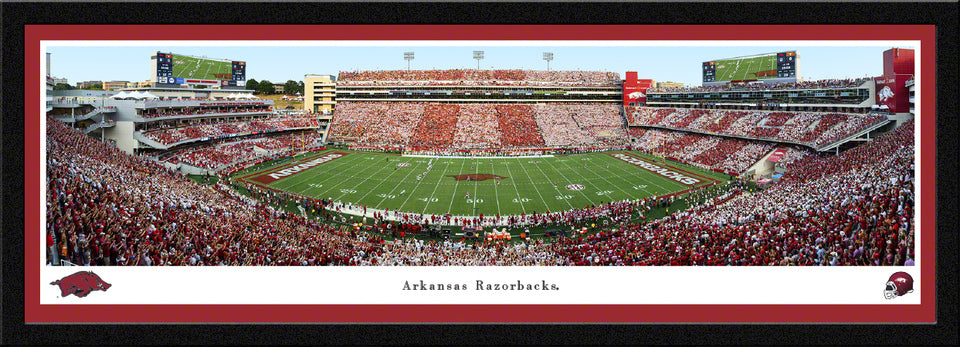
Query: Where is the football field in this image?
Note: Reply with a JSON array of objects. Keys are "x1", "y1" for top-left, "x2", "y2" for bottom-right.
[
  {"x1": 714, "y1": 54, "x2": 778, "y2": 82},
  {"x1": 172, "y1": 54, "x2": 233, "y2": 79},
  {"x1": 236, "y1": 151, "x2": 725, "y2": 218}
]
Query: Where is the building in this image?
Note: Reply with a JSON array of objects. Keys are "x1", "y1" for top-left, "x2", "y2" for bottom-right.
[
  {"x1": 46, "y1": 53, "x2": 55, "y2": 112},
  {"x1": 126, "y1": 82, "x2": 138, "y2": 89},
  {"x1": 119, "y1": 87, "x2": 255, "y2": 100},
  {"x1": 656, "y1": 81, "x2": 684, "y2": 89},
  {"x1": 48, "y1": 87, "x2": 277, "y2": 157},
  {"x1": 906, "y1": 76, "x2": 915, "y2": 115},
  {"x1": 273, "y1": 84, "x2": 285, "y2": 93},
  {"x1": 137, "y1": 80, "x2": 154, "y2": 88},
  {"x1": 102, "y1": 81, "x2": 131, "y2": 91},
  {"x1": 76, "y1": 80, "x2": 102, "y2": 89},
  {"x1": 304, "y1": 74, "x2": 336, "y2": 114},
  {"x1": 53, "y1": 77, "x2": 69, "y2": 85}
]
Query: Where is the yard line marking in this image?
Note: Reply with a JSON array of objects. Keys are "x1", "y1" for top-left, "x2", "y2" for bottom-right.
[
  {"x1": 371, "y1": 159, "x2": 421, "y2": 208},
  {"x1": 291, "y1": 155, "x2": 367, "y2": 197},
  {"x1": 420, "y1": 159, "x2": 454, "y2": 214},
  {"x1": 517, "y1": 157, "x2": 571, "y2": 210},
  {"x1": 491, "y1": 160, "x2": 501, "y2": 216},
  {"x1": 356, "y1": 158, "x2": 416, "y2": 202},
  {"x1": 283, "y1": 151, "x2": 364, "y2": 194},
  {"x1": 473, "y1": 161, "x2": 479, "y2": 212},
  {"x1": 445, "y1": 160, "x2": 468, "y2": 215},
  {"x1": 601, "y1": 152, "x2": 675, "y2": 196},
  {"x1": 327, "y1": 155, "x2": 399, "y2": 202},
  {"x1": 502, "y1": 158, "x2": 526, "y2": 213},
  {"x1": 540, "y1": 156, "x2": 597, "y2": 207},
  {"x1": 558, "y1": 154, "x2": 634, "y2": 200},
  {"x1": 292, "y1": 153, "x2": 376, "y2": 198}
]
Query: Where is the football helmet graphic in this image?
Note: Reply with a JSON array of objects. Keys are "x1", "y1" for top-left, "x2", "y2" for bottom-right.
[{"x1": 884, "y1": 272, "x2": 914, "y2": 299}]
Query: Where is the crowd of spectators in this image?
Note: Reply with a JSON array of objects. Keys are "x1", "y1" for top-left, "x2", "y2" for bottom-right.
[
  {"x1": 629, "y1": 108, "x2": 888, "y2": 148},
  {"x1": 549, "y1": 120, "x2": 914, "y2": 266},
  {"x1": 531, "y1": 104, "x2": 593, "y2": 147},
  {"x1": 565, "y1": 103, "x2": 628, "y2": 144},
  {"x1": 337, "y1": 69, "x2": 621, "y2": 87},
  {"x1": 495, "y1": 104, "x2": 545, "y2": 147},
  {"x1": 773, "y1": 145, "x2": 819, "y2": 170},
  {"x1": 143, "y1": 117, "x2": 319, "y2": 145},
  {"x1": 329, "y1": 102, "x2": 624, "y2": 150},
  {"x1": 137, "y1": 107, "x2": 272, "y2": 119},
  {"x1": 453, "y1": 104, "x2": 503, "y2": 149},
  {"x1": 646, "y1": 77, "x2": 871, "y2": 93},
  {"x1": 631, "y1": 129, "x2": 776, "y2": 174},
  {"x1": 162, "y1": 132, "x2": 319, "y2": 170},
  {"x1": 408, "y1": 104, "x2": 460, "y2": 150},
  {"x1": 327, "y1": 102, "x2": 425, "y2": 146},
  {"x1": 46, "y1": 116, "x2": 376, "y2": 266}
]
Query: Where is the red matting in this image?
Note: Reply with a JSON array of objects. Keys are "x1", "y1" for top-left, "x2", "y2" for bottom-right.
[{"x1": 25, "y1": 25, "x2": 936, "y2": 323}]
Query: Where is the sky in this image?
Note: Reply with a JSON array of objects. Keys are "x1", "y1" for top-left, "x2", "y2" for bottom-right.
[{"x1": 46, "y1": 43, "x2": 909, "y2": 87}]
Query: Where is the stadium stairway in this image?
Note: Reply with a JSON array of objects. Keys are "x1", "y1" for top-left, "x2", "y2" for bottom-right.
[
  {"x1": 132, "y1": 131, "x2": 170, "y2": 150},
  {"x1": 817, "y1": 118, "x2": 893, "y2": 153},
  {"x1": 618, "y1": 105, "x2": 629, "y2": 128},
  {"x1": 53, "y1": 107, "x2": 102, "y2": 123},
  {"x1": 742, "y1": 147, "x2": 782, "y2": 178},
  {"x1": 83, "y1": 121, "x2": 116, "y2": 134}
]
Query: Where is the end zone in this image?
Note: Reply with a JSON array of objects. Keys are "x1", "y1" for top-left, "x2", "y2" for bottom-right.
[{"x1": 246, "y1": 152, "x2": 349, "y2": 184}]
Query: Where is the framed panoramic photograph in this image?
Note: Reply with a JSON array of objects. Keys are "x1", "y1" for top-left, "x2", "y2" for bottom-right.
[{"x1": 3, "y1": 1, "x2": 956, "y2": 345}]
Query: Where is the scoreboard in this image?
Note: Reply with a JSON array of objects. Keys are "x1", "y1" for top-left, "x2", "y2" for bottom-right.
[
  {"x1": 702, "y1": 51, "x2": 799, "y2": 86},
  {"x1": 156, "y1": 52, "x2": 174, "y2": 80},
  {"x1": 155, "y1": 51, "x2": 247, "y2": 86},
  {"x1": 231, "y1": 61, "x2": 246, "y2": 81},
  {"x1": 776, "y1": 51, "x2": 797, "y2": 78},
  {"x1": 702, "y1": 61, "x2": 717, "y2": 83}
]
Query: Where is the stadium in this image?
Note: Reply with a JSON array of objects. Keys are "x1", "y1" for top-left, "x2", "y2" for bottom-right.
[{"x1": 44, "y1": 48, "x2": 916, "y2": 267}]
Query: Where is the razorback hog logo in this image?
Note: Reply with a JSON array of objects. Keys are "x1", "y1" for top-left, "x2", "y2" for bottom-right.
[
  {"x1": 51, "y1": 271, "x2": 111, "y2": 298},
  {"x1": 878, "y1": 86, "x2": 895, "y2": 103},
  {"x1": 627, "y1": 91, "x2": 645, "y2": 100},
  {"x1": 449, "y1": 174, "x2": 506, "y2": 181}
]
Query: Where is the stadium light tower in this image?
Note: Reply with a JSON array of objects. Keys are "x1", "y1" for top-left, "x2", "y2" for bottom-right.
[
  {"x1": 404, "y1": 51, "x2": 414, "y2": 70},
  {"x1": 473, "y1": 50, "x2": 484, "y2": 70},
  {"x1": 543, "y1": 52, "x2": 553, "y2": 71}
]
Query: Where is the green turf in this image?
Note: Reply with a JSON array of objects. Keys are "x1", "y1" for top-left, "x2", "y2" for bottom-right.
[
  {"x1": 172, "y1": 54, "x2": 233, "y2": 80},
  {"x1": 186, "y1": 174, "x2": 219, "y2": 185},
  {"x1": 240, "y1": 151, "x2": 725, "y2": 217},
  {"x1": 713, "y1": 54, "x2": 778, "y2": 82}
]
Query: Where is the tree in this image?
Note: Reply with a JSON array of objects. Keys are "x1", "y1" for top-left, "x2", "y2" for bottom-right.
[
  {"x1": 297, "y1": 81, "x2": 305, "y2": 95},
  {"x1": 284, "y1": 80, "x2": 299, "y2": 96},
  {"x1": 257, "y1": 79, "x2": 273, "y2": 95},
  {"x1": 82, "y1": 84, "x2": 103, "y2": 91},
  {"x1": 54, "y1": 83, "x2": 75, "y2": 90},
  {"x1": 245, "y1": 79, "x2": 259, "y2": 94}
]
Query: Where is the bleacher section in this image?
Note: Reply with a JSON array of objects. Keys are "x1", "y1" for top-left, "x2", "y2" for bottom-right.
[{"x1": 627, "y1": 108, "x2": 889, "y2": 149}]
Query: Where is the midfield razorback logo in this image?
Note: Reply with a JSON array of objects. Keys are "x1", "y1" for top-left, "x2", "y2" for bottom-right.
[{"x1": 449, "y1": 174, "x2": 506, "y2": 181}]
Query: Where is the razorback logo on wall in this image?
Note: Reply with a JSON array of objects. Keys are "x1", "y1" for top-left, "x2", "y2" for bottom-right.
[
  {"x1": 874, "y1": 75, "x2": 908, "y2": 113},
  {"x1": 622, "y1": 72, "x2": 652, "y2": 106}
]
